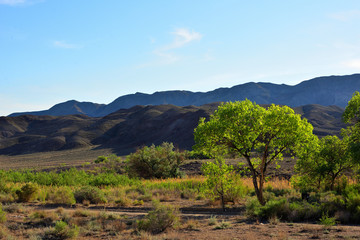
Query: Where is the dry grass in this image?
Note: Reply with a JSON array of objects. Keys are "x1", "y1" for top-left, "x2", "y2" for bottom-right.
[{"x1": 241, "y1": 177, "x2": 292, "y2": 190}]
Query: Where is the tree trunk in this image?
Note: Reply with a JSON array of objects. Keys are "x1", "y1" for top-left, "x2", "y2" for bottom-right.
[
  {"x1": 252, "y1": 174, "x2": 265, "y2": 205},
  {"x1": 246, "y1": 156, "x2": 266, "y2": 206},
  {"x1": 258, "y1": 173, "x2": 265, "y2": 206},
  {"x1": 221, "y1": 194, "x2": 225, "y2": 212}
]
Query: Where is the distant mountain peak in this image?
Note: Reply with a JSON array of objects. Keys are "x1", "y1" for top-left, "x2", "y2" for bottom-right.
[{"x1": 9, "y1": 74, "x2": 360, "y2": 117}]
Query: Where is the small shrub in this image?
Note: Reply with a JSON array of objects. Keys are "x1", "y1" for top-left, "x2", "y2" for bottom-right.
[
  {"x1": 3, "y1": 203, "x2": 25, "y2": 214},
  {"x1": 47, "y1": 187, "x2": 75, "y2": 205},
  {"x1": 115, "y1": 196, "x2": 131, "y2": 207},
  {"x1": 28, "y1": 210, "x2": 60, "y2": 226},
  {"x1": 45, "y1": 221, "x2": 79, "y2": 239},
  {"x1": 133, "y1": 199, "x2": 144, "y2": 206},
  {"x1": 72, "y1": 209, "x2": 92, "y2": 218},
  {"x1": 208, "y1": 215, "x2": 218, "y2": 226},
  {"x1": 138, "y1": 193, "x2": 153, "y2": 202},
  {"x1": 0, "y1": 182, "x2": 10, "y2": 194},
  {"x1": 137, "y1": 201, "x2": 180, "y2": 234},
  {"x1": 0, "y1": 204, "x2": 6, "y2": 224},
  {"x1": 16, "y1": 183, "x2": 39, "y2": 202},
  {"x1": 0, "y1": 192, "x2": 15, "y2": 203},
  {"x1": 245, "y1": 196, "x2": 324, "y2": 222},
  {"x1": 214, "y1": 220, "x2": 231, "y2": 229},
  {"x1": 319, "y1": 212, "x2": 336, "y2": 227},
  {"x1": 288, "y1": 201, "x2": 322, "y2": 222},
  {"x1": 126, "y1": 142, "x2": 185, "y2": 179},
  {"x1": 258, "y1": 198, "x2": 289, "y2": 220},
  {"x1": 74, "y1": 186, "x2": 107, "y2": 204},
  {"x1": 245, "y1": 197, "x2": 262, "y2": 218},
  {"x1": 95, "y1": 156, "x2": 108, "y2": 164},
  {"x1": 184, "y1": 219, "x2": 199, "y2": 230},
  {"x1": 269, "y1": 215, "x2": 280, "y2": 225}
]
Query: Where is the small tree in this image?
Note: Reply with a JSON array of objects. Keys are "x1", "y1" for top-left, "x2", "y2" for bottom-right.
[
  {"x1": 342, "y1": 91, "x2": 360, "y2": 165},
  {"x1": 194, "y1": 100, "x2": 315, "y2": 205},
  {"x1": 126, "y1": 142, "x2": 184, "y2": 179},
  {"x1": 294, "y1": 135, "x2": 352, "y2": 191},
  {"x1": 202, "y1": 157, "x2": 235, "y2": 211}
]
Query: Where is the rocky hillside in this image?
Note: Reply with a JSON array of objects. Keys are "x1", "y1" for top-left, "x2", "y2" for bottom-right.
[
  {"x1": 0, "y1": 104, "x2": 346, "y2": 156},
  {"x1": 9, "y1": 74, "x2": 360, "y2": 117}
]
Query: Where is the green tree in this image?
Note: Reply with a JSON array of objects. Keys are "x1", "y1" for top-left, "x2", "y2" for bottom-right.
[
  {"x1": 201, "y1": 157, "x2": 235, "y2": 211},
  {"x1": 342, "y1": 91, "x2": 360, "y2": 164},
  {"x1": 294, "y1": 135, "x2": 352, "y2": 191},
  {"x1": 343, "y1": 91, "x2": 360, "y2": 124},
  {"x1": 194, "y1": 100, "x2": 315, "y2": 205}
]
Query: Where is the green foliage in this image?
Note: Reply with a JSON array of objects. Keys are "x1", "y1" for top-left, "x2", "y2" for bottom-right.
[
  {"x1": 0, "y1": 168, "x2": 139, "y2": 187},
  {"x1": 0, "y1": 204, "x2": 6, "y2": 224},
  {"x1": 16, "y1": 183, "x2": 39, "y2": 202},
  {"x1": 126, "y1": 142, "x2": 185, "y2": 179},
  {"x1": 46, "y1": 220, "x2": 79, "y2": 239},
  {"x1": 47, "y1": 187, "x2": 75, "y2": 205},
  {"x1": 341, "y1": 91, "x2": 360, "y2": 168},
  {"x1": 246, "y1": 197, "x2": 289, "y2": 220},
  {"x1": 319, "y1": 212, "x2": 336, "y2": 227},
  {"x1": 194, "y1": 100, "x2": 316, "y2": 205},
  {"x1": 246, "y1": 196, "x2": 324, "y2": 222},
  {"x1": 0, "y1": 181, "x2": 10, "y2": 194},
  {"x1": 343, "y1": 91, "x2": 360, "y2": 124},
  {"x1": 95, "y1": 156, "x2": 108, "y2": 164},
  {"x1": 74, "y1": 186, "x2": 107, "y2": 204},
  {"x1": 202, "y1": 158, "x2": 248, "y2": 210},
  {"x1": 137, "y1": 201, "x2": 179, "y2": 234},
  {"x1": 185, "y1": 150, "x2": 211, "y2": 160},
  {"x1": 294, "y1": 135, "x2": 353, "y2": 192}
]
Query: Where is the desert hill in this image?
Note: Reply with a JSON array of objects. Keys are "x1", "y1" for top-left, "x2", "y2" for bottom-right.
[
  {"x1": 9, "y1": 74, "x2": 360, "y2": 117},
  {"x1": 0, "y1": 104, "x2": 345, "y2": 156}
]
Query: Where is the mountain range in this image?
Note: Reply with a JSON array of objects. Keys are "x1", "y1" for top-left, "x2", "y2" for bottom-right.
[
  {"x1": 0, "y1": 103, "x2": 346, "y2": 155},
  {"x1": 9, "y1": 74, "x2": 360, "y2": 117}
]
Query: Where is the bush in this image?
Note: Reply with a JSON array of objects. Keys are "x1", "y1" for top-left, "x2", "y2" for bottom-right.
[
  {"x1": 137, "y1": 201, "x2": 179, "y2": 234},
  {"x1": 246, "y1": 196, "x2": 325, "y2": 222},
  {"x1": 319, "y1": 212, "x2": 336, "y2": 227},
  {"x1": 185, "y1": 150, "x2": 211, "y2": 160},
  {"x1": 94, "y1": 156, "x2": 108, "y2": 164},
  {"x1": 126, "y1": 142, "x2": 185, "y2": 179},
  {"x1": 0, "y1": 204, "x2": 6, "y2": 224},
  {"x1": 45, "y1": 221, "x2": 79, "y2": 239},
  {"x1": 0, "y1": 182, "x2": 10, "y2": 194},
  {"x1": 74, "y1": 186, "x2": 107, "y2": 204},
  {"x1": 47, "y1": 187, "x2": 76, "y2": 205},
  {"x1": 16, "y1": 183, "x2": 39, "y2": 202}
]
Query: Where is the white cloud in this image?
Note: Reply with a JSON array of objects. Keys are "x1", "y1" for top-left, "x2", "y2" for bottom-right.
[
  {"x1": 53, "y1": 40, "x2": 82, "y2": 49},
  {"x1": 343, "y1": 59, "x2": 360, "y2": 69},
  {"x1": 162, "y1": 28, "x2": 203, "y2": 51},
  {"x1": 330, "y1": 10, "x2": 360, "y2": 21},
  {"x1": 137, "y1": 28, "x2": 203, "y2": 68},
  {"x1": 154, "y1": 28, "x2": 202, "y2": 63}
]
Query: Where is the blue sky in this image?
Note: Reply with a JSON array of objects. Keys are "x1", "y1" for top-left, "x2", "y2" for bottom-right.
[{"x1": 1, "y1": 0, "x2": 360, "y2": 116}]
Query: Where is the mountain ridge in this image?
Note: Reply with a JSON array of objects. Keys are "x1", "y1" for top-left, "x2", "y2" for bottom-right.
[
  {"x1": 8, "y1": 73, "x2": 360, "y2": 117},
  {"x1": 1, "y1": 103, "x2": 346, "y2": 156}
]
